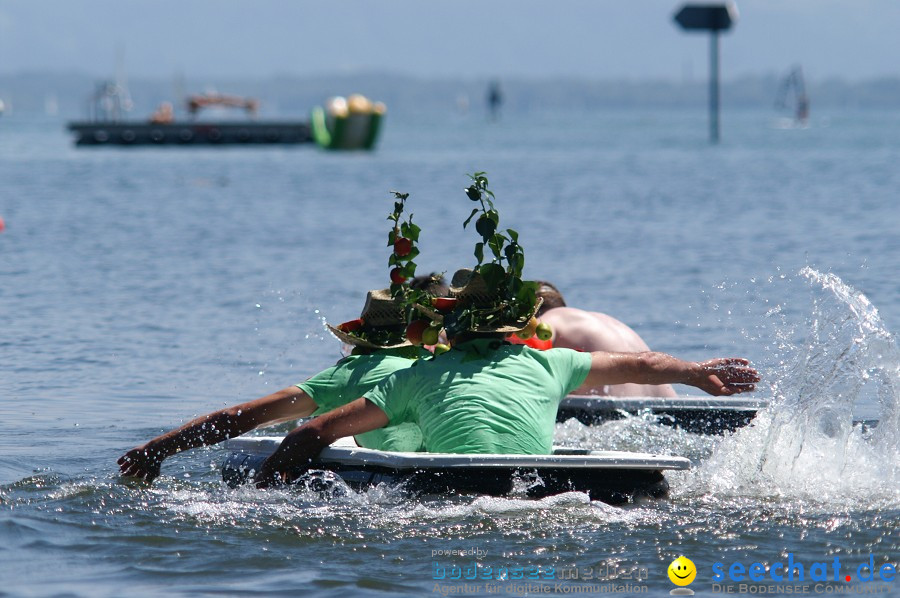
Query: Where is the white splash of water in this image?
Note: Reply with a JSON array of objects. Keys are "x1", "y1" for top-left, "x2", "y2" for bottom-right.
[
  {"x1": 394, "y1": 490, "x2": 666, "y2": 527},
  {"x1": 554, "y1": 415, "x2": 719, "y2": 462},
  {"x1": 686, "y1": 268, "x2": 900, "y2": 508}
]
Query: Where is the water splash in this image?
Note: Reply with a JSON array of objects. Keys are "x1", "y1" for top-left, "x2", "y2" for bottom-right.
[
  {"x1": 688, "y1": 268, "x2": 899, "y2": 508},
  {"x1": 554, "y1": 415, "x2": 719, "y2": 464}
]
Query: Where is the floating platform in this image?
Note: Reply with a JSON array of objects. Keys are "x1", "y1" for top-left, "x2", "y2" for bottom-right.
[
  {"x1": 66, "y1": 121, "x2": 313, "y2": 146},
  {"x1": 221, "y1": 436, "x2": 690, "y2": 505},
  {"x1": 557, "y1": 395, "x2": 769, "y2": 434}
]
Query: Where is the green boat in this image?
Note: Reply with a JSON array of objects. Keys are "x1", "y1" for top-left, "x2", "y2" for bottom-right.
[{"x1": 311, "y1": 94, "x2": 385, "y2": 151}]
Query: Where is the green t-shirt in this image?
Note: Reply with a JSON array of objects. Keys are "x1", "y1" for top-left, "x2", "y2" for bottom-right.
[
  {"x1": 365, "y1": 339, "x2": 592, "y2": 455},
  {"x1": 297, "y1": 347, "x2": 427, "y2": 452}
]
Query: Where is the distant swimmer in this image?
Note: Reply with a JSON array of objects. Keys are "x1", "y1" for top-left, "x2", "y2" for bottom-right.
[
  {"x1": 487, "y1": 79, "x2": 503, "y2": 120},
  {"x1": 531, "y1": 281, "x2": 678, "y2": 397}
]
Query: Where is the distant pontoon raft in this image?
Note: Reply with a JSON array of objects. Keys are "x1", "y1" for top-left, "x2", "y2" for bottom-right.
[
  {"x1": 67, "y1": 90, "x2": 312, "y2": 146},
  {"x1": 67, "y1": 119, "x2": 313, "y2": 146},
  {"x1": 67, "y1": 87, "x2": 384, "y2": 150},
  {"x1": 221, "y1": 436, "x2": 690, "y2": 505}
]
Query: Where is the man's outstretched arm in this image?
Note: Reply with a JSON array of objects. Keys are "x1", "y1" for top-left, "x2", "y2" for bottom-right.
[
  {"x1": 579, "y1": 352, "x2": 759, "y2": 397},
  {"x1": 255, "y1": 397, "x2": 389, "y2": 488},
  {"x1": 118, "y1": 386, "x2": 317, "y2": 482}
]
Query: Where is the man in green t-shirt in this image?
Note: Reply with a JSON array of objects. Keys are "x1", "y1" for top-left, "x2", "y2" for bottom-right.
[
  {"x1": 118, "y1": 287, "x2": 428, "y2": 482},
  {"x1": 255, "y1": 269, "x2": 760, "y2": 486},
  {"x1": 365, "y1": 337, "x2": 590, "y2": 454}
]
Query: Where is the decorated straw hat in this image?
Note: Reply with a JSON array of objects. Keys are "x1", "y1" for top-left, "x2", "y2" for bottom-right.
[
  {"x1": 326, "y1": 288, "x2": 412, "y2": 349},
  {"x1": 448, "y1": 268, "x2": 542, "y2": 333}
]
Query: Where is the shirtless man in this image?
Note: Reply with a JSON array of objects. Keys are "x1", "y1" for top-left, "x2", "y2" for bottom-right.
[{"x1": 535, "y1": 281, "x2": 678, "y2": 397}]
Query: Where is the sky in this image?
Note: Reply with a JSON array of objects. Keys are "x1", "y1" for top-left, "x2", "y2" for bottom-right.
[{"x1": 1, "y1": 0, "x2": 899, "y2": 83}]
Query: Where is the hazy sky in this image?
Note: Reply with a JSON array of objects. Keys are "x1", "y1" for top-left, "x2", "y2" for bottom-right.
[{"x1": 1, "y1": 0, "x2": 898, "y2": 82}]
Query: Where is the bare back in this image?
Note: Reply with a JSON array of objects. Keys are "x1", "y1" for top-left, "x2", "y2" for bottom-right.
[{"x1": 540, "y1": 307, "x2": 678, "y2": 397}]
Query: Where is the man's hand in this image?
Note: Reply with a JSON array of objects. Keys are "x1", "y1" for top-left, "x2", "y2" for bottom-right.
[
  {"x1": 117, "y1": 445, "x2": 164, "y2": 482},
  {"x1": 114, "y1": 387, "x2": 318, "y2": 485},
  {"x1": 252, "y1": 464, "x2": 282, "y2": 489},
  {"x1": 692, "y1": 358, "x2": 759, "y2": 396},
  {"x1": 254, "y1": 398, "x2": 390, "y2": 489},
  {"x1": 253, "y1": 433, "x2": 310, "y2": 488}
]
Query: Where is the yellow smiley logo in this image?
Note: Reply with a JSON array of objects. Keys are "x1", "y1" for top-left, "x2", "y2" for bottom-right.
[{"x1": 668, "y1": 556, "x2": 697, "y2": 586}]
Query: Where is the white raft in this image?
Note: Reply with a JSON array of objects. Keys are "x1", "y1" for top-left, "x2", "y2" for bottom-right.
[
  {"x1": 557, "y1": 395, "x2": 769, "y2": 433},
  {"x1": 221, "y1": 436, "x2": 690, "y2": 504}
]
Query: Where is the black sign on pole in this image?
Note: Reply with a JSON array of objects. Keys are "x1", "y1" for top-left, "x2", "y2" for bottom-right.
[{"x1": 673, "y1": 3, "x2": 738, "y2": 143}]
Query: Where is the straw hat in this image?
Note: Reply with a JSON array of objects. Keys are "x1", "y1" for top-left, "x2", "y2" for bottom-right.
[
  {"x1": 326, "y1": 288, "x2": 412, "y2": 349},
  {"x1": 448, "y1": 268, "x2": 542, "y2": 333}
]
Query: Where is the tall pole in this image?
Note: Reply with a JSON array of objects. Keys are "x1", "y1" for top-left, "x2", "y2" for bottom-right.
[
  {"x1": 710, "y1": 31, "x2": 720, "y2": 143},
  {"x1": 674, "y1": 3, "x2": 737, "y2": 144}
]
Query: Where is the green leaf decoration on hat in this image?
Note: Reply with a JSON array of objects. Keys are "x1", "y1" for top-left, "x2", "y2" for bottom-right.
[
  {"x1": 449, "y1": 172, "x2": 538, "y2": 336},
  {"x1": 385, "y1": 190, "x2": 433, "y2": 326},
  {"x1": 387, "y1": 191, "x2": 420, "y2": 292},
  {"x1": 332, "y1": 190, "x2": 432, "y2": 350}
]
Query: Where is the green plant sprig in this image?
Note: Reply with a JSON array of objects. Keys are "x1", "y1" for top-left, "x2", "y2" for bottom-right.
[
  {"x1": 387, "y1": 191, "x2": 421, "y2": 298},
  {"x1": 455, "y1": 172, "x2": 537, "y2": 334},
  {"x1": 385, "y1": 190, "x2": 432, "y2": 327},
  {"x1": 462, "y1": 172, "x2": 525, "y2": 284}
]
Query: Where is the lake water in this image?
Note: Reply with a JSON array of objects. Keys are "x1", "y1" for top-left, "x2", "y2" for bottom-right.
[{"x1": 1, "y1": 107, "x2": 898, "y2": 597}]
